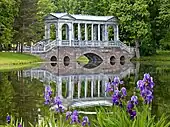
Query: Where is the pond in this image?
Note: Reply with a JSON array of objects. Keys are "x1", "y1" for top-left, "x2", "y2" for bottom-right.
[{"x1": 0, "y1": 61, "x2": 170, "y2": 126}]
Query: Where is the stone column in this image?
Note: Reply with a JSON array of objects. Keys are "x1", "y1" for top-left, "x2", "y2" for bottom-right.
[
  {"x1": 65, "y1": 25, "x2": 68, "y2": 40},
  {"x1": 68, "y1": 76, "x2": 72, "y2": 99},
  {"x1": 93, "y1": 25, "x2": 97, "y2": 40},
  {"x1": 85, "y1": 78, "x2": 88, "y2": 98},
  {"x1": 72, "y1": 23, "x2": 74, "y2": 40},
  {"x1": 105, "y1": 24, "x2": 108, "y2": 41},
  {"x1": 98, "y1": 24, "x2": 100, "y2": 41},
  {"x1": 45, "y1": 23, "x2": 50, "y2": 39},
  {"x1": 102, "y1": 25, "x2": 105, "y2": 41},
  {"x1": 85, "y1": 24, "x2": 88, "y2": 41},
  {"x1": 69, "y1": 23, "x2": 72, "y2": 46},
  {"x1": 114, "y1": 25, "x2": 119, "y2": 41},
  {"x1": 78, "y1": 80, "x2": 81, "y2": 99},
  {"x1": 78, "y1": 23, "x2": 81, "y2": 40},
  {"x1": 104, "y1": 80, "x2": 107, "y2": 97},
  {"x1": 58, "y1": 23, "x2": 62, "y2": 46},
  {"x1": 91, "y1": 79, "x2": 94, "y2": 98},
  {"x1": 98, "y1": 80, "x2": 100, "y2": 97},
  {"x1": 93, "y1": 79, "x2": 96, "y2": 96},
  {"x1": 55, "y1": 23, "x2": 58, "y2": 40},
  {"x1": 91, "y1": 24, "x2": 94, "y2": 40},
  {"x1": 58, "y1": 77, "x2": 62, "y2": 99}
]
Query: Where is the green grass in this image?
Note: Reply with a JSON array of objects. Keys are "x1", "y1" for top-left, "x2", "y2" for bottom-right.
[
  {"x1": 133, "y1": 50, "x2": 170, "y2": 61},
  {"x1": 0, "y1": 52, "x2": 42, "y2": 65},
  {"x1": 3, "y1": 106, "x2": 170, "y2": 127},
  {"x1": 76, "y1": 55, "x2": 89, "y2": 64}
]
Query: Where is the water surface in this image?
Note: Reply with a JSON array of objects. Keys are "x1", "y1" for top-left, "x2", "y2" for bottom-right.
[{"x1": 0, "y1": 61, "x2": 170, "y2": 126}]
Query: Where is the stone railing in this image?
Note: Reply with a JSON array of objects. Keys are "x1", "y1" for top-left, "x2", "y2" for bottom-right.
[
  {"x1": 118, "y1": 40, "x2": 135, "y2": 55},
  {"x1": 23, "y1": 39, "x2": 134, "y2": 54}
]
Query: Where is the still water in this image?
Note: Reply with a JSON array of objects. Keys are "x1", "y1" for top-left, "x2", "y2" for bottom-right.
[{"x1": 0, "y1": 61, "x2": 170, "y2": 126}]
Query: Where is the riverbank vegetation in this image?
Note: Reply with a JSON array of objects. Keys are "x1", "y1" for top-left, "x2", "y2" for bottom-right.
[
  {"x1": 134, "y1": 50, "x2": 170, "y2": 61},
  {"x1": 0, "y1": 52, "x2": 41, "y2": 66},
  {"x1": 0, "y1": 0, "x2": 170, "y2": 56}
]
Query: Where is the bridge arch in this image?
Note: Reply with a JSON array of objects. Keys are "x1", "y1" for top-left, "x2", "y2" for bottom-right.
[
  {"x1": 82, "y1": 51, "x2": 104, "y2": 62},
  {"x1": 110, "y1": 56, "x2": 116, "y2": 65},
  {"x1": 63, "y1": 56, "x2": 70, "y2": 66},
  {"x1": 120, "y1": 55, "x2": 125, "y2": 65},
  {"x1": 50, "y1": 56, "x2": 57, "y2": 61}
]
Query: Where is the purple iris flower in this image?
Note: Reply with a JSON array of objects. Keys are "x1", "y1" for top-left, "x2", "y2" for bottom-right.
[
  {"x1": 56, "y1": 105, "x2": 64, "y2": 113},
  {"x1": 45, "y1": 85, "x2": 52, "y2": 96},
  {"x1": 66, "y1": 111, "x2": 72, "y2": 120},
  {"x1": 82, "y1": 116, "x2": 90, "y2": 126},
  {"x1": 137, "y1": 80, "x2": 144, "y2": 91},
  {"x1": 54, "y1": 96, "x2": 62, "y2": 106},
  {"x1": 145, "y1": 89, "x2": 152, "y2": 96},
  {"x1": 72, "y1": 110, "x2": 78, "y2": 116},
  {"x1": 143, "y1": 73, "x2": 155, "y2": 89},
  {"x1": 128, "y1": 110, "x2": 136, "y2": 119},
  {"x1": 70, "y1": 110, "x2": 80, "y2": 124},
  {"x1": 112, "y1": 76, "x2": 123, "y2": 86},
  {"x1": 127, "y1": 101, "x2": 134, "y2": 110},
  {"x1": 18, "y1": 123, "x2": 22, "y2": 127},
  {"x1": 145, "y1": 95, "x2": 153, "y2": 104},
  {"x1": 137, "y1": 73, "x2": 154, "y2": 104},
  {"x1": 143, "y1": 73, "x2": 150, "y2": 81},
  {"x1": 44, "y1": 94, "x2": 51, "y2": 105},
  {"x1": 105, "y1": 82, "x2": 113, "y2": 92},
  {"x1": 114, "y1": 89, "x2": 120, "y2": 96},
  {"x1": 121, "y1": 87, "x2": 127, "y2": 96},
  {"x1": 70, "y1": 115, "x2": 80, "y2": 124},
  {"x1": 148, "y1": 78, "x2": 154, "y2": 89},
  {"x1": 131, "y1": 95, "x2": 138, "y2": 105},
  {"x1": 6, "y1": 115, "x2": 11, "y2": 124},
  {"x1": 112, "y1": 95, "x2": 119, "y2": 105}
]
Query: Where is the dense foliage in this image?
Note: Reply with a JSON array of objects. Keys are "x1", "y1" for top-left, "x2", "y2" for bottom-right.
[{"x1": 0, "y1": 0, "x2": 170, "y2": 55}]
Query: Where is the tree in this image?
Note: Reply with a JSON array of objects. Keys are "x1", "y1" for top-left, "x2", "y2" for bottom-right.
[
  {"x1": 158, "y1": 0, "x2": 170, "y2": 49},
  {"x1": 13, "y1": 0, "x2": 38, "y2": 52},
  {"x1": 0, "y1": 0, "x2": 20, "y2": 51},
  {"x1": 109, "y1": 0, "x2": 155, "y2": 57},
  {"x1": 28, "y1": 0, "x2": 57, "y2": 43}
]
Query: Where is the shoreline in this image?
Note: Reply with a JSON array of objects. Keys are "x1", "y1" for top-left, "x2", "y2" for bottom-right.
[
  {"x1": 132, "y1": 50, "x2": 170, "y2": 62},
  {"x1": 0, "y1": 52, "x2": 42, "y2": 65},
  {"x1": 0, "y1": 52, "x2": 42, "y2": 70}
]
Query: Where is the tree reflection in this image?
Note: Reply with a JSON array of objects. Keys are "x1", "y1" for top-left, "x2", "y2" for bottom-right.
[{"x1": 0, "y1": 70, "x2": 44, "y2": 126}]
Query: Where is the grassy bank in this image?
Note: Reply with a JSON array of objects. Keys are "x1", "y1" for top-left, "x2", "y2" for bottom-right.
[
  {"x1": 133, "y1": 50, "x2": 170, "y2": 61},
  {"x1": 0, "y1": 63, "x2": 40, "y2": 71},
  {"x1": 0, "y1": 52, "x2": 42, "y2": 65}
]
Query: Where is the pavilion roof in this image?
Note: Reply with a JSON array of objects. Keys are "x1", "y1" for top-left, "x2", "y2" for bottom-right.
[{"x1": 50, "y1": 13, "x2": 115, "y2": 22}]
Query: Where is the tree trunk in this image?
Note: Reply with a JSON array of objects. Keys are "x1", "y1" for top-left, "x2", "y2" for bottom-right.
[
  {"x1": 21, "y1": 43, "x2": 23, "y2": 53},
  {"x1": 135, "y1": 39, "x2": 140, "y2": 58}
]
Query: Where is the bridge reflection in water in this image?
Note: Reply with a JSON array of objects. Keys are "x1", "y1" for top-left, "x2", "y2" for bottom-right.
[{"x1": 21, "y1": 61, "x2": 135, "y2": 111}]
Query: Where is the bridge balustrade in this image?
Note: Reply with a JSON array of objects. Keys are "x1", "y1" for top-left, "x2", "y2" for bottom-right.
[{"x1": 22, "y1": 39, "x2": 134, "y2": 54}]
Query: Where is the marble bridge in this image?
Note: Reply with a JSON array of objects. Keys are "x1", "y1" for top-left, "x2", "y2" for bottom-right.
[
  {"x1": 21, "y1": 62, "x2": 135, "y2": 109},
  {"x1": 22, "y1": 13, "x2": 135, "y2": 65}
]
